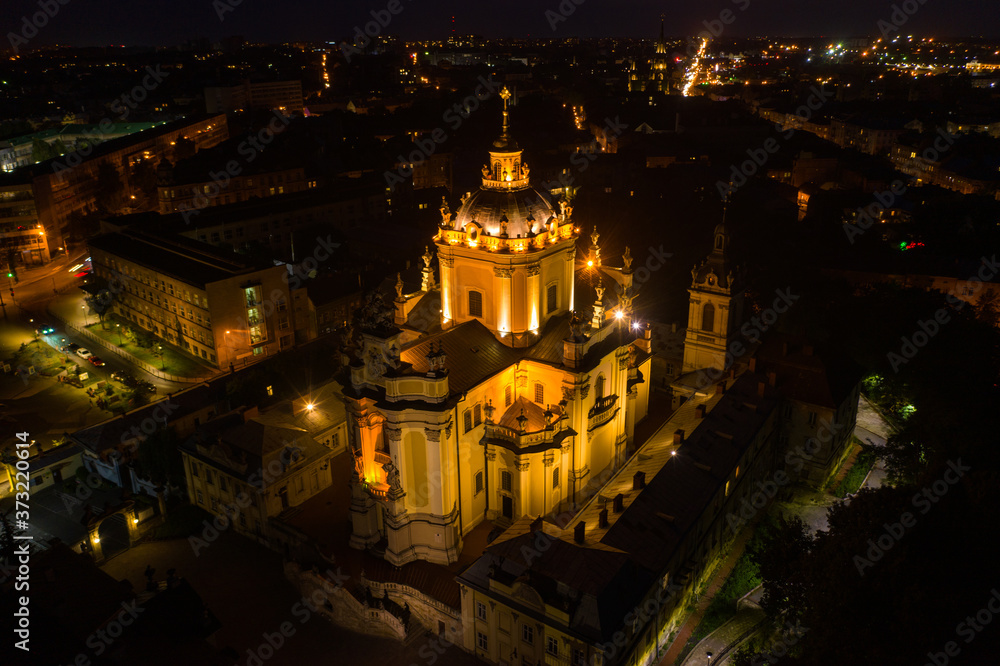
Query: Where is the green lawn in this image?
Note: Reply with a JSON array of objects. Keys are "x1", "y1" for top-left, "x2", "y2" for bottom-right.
[
  {"x1": 7, "y1": 339, "x2": 67, "y2": 376},
  {"x1": 84, "y1": 321, "x2": 213, "y2": 377},
  {"x1": 833, "y1": 445, "x2": 878, "y2": 498}
]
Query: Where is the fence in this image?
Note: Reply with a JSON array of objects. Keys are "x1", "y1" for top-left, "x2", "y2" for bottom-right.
[{"x1": 64, "y1": 321, "x2": 214, "y2": 384}]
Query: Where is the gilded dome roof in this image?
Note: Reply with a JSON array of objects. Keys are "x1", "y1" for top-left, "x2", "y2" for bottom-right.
[{"x1": 453, "y1": 187, "x2": 559, "y2": 238}]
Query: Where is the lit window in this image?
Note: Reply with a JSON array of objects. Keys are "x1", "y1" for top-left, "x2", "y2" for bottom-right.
[{"x1": 534, "y1": 382, "x2": 544, "y2": 404}]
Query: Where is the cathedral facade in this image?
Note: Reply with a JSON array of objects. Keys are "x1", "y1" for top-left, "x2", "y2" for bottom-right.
[{"x1": 341, "y1": 89, "x2": 653, "y2": 567}]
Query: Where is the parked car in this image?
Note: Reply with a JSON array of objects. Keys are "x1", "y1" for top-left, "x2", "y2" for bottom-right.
[
  {"x1": 137, "y1": 380, "x2": 157, "y2": 393},
  {"x1": 88, "y1": 356, "x2": 105, "y2": 367},
  {"x1": 62, "y1": 342, "x2": 80, "y2": 353},
  {"x1": 75, "y1": 348, "x2": 93, "y2": 360},
  {"x1": 111, "y1": 370, "x2": 134, "y2": 385}
]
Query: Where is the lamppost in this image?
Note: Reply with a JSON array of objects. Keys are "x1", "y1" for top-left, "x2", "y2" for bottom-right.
[
  {"x1": 116, "y1": 323, "x2": 122, "y2": 345},
  {"x1": 157, "y1": 344, "x2": 164, "y2": 370},
  {"x1": 706, "y1": 651, "x2": 713, "y2": 665},
  {"x1": 81, "y1": 304, "x2": 89, "y2": 326}
]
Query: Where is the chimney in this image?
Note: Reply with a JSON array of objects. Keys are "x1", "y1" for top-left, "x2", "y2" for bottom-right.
[
  {"x1": 633, "y1": 471, "x2": 646, "y2": 490},
  {"x1": 613, "y1": 493, "x2": 624, "y2": 513},
  {"x1": 695, "y1": 404, "x2": 706, "y2": 419},
  {"x1": 748, "y1": 357, "x2": 757, "y2": 372},
  {"x1": 530, "y1": 516, "x2": 543, "y2": 533},
  {"x1": 574, "y1": 521, "x2": 586, "y2": 543},
  {"x1": 673, "y1": 429, "x2": 685, "y2": 445},
  {"x1": 599, "y1": 508, "x2": 609, "y2": 528},
  {"x1": 757, "y1": 381, "x2": 766, "y2": 398},
  {"x1": 767, "y1": 371, "x2": 777, "y2": 388},
  {"x1": 715, "y1": 383, "x2": 726, "y2": 395}
]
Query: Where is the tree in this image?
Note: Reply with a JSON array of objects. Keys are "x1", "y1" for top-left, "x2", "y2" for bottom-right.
[
  {"x1": 30, "y1": 137, "x2": 54, "y2": 163},
  {"x1": 85, "y1": 290, "x2": 116, "y2": 329}
]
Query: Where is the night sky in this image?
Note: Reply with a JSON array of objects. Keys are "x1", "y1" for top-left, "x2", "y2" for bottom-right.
[{"x1": 2, "y1": 0, "x2": 999, "y2": 47}]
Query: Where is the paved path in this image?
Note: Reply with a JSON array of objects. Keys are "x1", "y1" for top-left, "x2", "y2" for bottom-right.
[{"x1": 680, "y1": 602, "x2": 765, "y2": 666}]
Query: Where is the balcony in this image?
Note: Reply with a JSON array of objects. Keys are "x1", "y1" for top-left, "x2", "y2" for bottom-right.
[
  {"x1": 587, "y1": 394, "x2": 619, "y2": 432},
  {"x1": 482, "y1": 416, "x2": 575, "y2": 453}
]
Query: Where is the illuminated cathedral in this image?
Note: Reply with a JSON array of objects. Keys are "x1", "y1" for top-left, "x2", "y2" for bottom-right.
[
  {"x1": 341, "y1": 88, "x2": 653, "y2": 566},
  {"x1": 628, "y1": 14, "x2": 672, "y2": 94}
]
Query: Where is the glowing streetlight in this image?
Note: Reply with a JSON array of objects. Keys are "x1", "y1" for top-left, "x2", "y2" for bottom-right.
[{"x1": 615, "y1": 309, "x2": 625, "y2": 320}]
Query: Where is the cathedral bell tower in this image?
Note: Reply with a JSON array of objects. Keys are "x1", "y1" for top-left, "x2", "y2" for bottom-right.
[
  {"x1": 682, "y1": 220, "x2": 744, "y2": 373},
  {"x1": 435, "y1": 87, "x2": 579, "y2": 347}
]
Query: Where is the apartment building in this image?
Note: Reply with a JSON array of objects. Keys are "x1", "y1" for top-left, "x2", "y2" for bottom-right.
[{"x1": 88, "y1": 229, "x2": 299, "y2": 369}]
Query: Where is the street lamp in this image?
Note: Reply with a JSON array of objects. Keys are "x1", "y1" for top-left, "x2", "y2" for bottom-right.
[
  {"x1": 706, "y1": 651, "x2": 713, "y2": 665},
  {"x1": 116, "y1": 323, "x2": 122, "y2": 345},
  {"x1": 81, "y1": 304, "x2": 89, "y2": 326},
  {"x1": 157, "y1": 344, "x2": 164, "y2": 370}
]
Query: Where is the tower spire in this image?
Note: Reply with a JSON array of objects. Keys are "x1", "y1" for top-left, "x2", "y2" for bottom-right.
[{"x1": 500, "y1": 87, "x2": 511, "y2": 141}]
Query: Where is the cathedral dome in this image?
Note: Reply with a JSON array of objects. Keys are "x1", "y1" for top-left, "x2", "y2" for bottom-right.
[{"x1": 453, "y1": 187, "x2": 558, "y2": 239}]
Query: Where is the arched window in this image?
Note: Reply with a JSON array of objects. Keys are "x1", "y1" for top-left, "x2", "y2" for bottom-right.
[
  {"x1": 595, "y1": 374, "x2": 606, "y2": 399},
  {"x1": 702, "y1": 303, "x2": 715, "y2": 332},
  {"x1": 469, "y1": 291, "x2": 483, "y2": 318},
  {"x1": 547, "y1": 284, "x2": 558, "y2": 313},
  {"x1": 715, "y1": 234, "x2": 724, "y2": 250}
]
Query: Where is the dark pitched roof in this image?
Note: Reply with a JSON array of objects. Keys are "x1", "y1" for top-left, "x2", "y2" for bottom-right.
[{"x1": 401, "y1": 320, "x2": 524, "y2": 394}]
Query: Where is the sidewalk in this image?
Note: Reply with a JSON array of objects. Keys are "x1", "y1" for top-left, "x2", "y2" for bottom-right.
[{"x1": 658, "y1": 520, "x2": 760, "y2": 666}]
